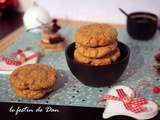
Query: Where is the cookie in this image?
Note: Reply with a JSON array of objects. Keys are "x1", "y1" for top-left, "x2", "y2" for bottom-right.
[
  {"x1": 10, "y1": 64, "x2": 57, "y2": 90},
  {"x1": 75, "y1": 24, "x2": 118, "y2": 47},
  {"x1": 40, "y1": 40, "x2": 66, "y2": 52},
  {"x1": 74, "y1": 48, "x2": 120, "y2": 66},
  {"x1": 12, "y1": 83, "x2": 54, "y2": 100},
  {"x1": 76, "y1": 41, "x2": 118, "y2": 58},
  {"x1": 40, "y1": 31, "x2": 66, "y2": 52},
  {"x1": 14, "y1": 88, "x2": 46, "y2": 100},
  {"x1": 42, "y1": 32, "x2": 64, "y2": 44},
  {"x1": 13, "y1": 86, "x2": 54, "y2": 100}
]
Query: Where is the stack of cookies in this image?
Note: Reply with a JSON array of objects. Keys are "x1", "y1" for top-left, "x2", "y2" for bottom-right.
[
  {"x1": 74, "y1": 24, "x2": 120, "y2": 66},
  {"x1": 10, "y1": 64, "x2": 57, "y2": 100},
  {"x1": 40, "y1": 31, "x2": 66, "y2": 52},
  {"x1": 40, "y1": 19, "x2": 66, "y2": 52}
]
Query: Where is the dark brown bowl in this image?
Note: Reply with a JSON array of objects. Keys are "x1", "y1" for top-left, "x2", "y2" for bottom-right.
[
  {"x1": 127, "y1": 12, "x2": 158, "y2": 40},
  {"x1": 65, "y1": 42, "x2": 130, "y2": 87}
]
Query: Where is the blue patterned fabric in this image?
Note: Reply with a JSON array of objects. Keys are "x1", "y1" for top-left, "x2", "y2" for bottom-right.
[{"x1": 0, "y1": 25, "x2": 160, "y2": 108}]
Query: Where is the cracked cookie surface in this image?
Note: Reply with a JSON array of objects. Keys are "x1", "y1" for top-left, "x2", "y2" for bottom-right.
[
  {"x1": 76, "y1": 41, "x2": 118, "y2": 58},
  {"x1": 75, "y1": 24, "x2": 118, "y2": 47},
  {"x1": 10, "y1": 64, "x2": 57, "y2": 90},
  {"x1": 74, "y1": 48, "x2": 120, "y2": 66}
]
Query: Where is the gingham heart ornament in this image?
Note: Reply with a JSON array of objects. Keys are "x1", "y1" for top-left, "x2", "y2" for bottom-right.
[{"x1": 98, "y1": 85, "x2": 158, "y2": 120}]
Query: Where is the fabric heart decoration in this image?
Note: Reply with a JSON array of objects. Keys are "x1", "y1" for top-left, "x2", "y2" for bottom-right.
[
  {"x1": 0, "y1": 49, "x2": 39, "y2": 74},
  {"x1": 98, "y1": 85, "x2": 158, "y2": 120}
]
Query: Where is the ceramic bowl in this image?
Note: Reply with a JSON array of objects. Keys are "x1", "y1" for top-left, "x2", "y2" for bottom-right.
[
  {"x1": 127, "y1": 12, "x2": 158, "y2": 40},
  {"x1": 65, "y1": 42, "x2": 130, "y2": 87}
]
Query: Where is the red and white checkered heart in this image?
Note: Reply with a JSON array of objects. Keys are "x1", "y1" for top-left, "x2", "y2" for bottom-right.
[
  {"x1": 102, "y1": 85, "x2": 158, "y2": 120},
  {"x1": 0, "y1": 50, "x2": 38, "y2": 74}
]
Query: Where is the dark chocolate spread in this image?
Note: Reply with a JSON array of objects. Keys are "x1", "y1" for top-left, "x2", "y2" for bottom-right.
[{"x1": 49, "y1": 36, "x2": 64, "y2": 44}]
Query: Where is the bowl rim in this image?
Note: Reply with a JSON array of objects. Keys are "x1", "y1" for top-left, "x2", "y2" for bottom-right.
[
  {"x1": 65, "y1": 41, "x2": 130, "y2": 68},
  {"x1": 128, "y1": 12, "x2": 158, "y2": 22}
]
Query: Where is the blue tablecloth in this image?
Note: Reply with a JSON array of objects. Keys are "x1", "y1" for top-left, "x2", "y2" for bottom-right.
[{"x1": 0, "y1": 25, "x2": 160, "y2": 108}]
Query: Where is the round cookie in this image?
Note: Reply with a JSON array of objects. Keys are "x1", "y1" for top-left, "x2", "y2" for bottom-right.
[
  {"x1": 40, "y1": 30, "x2": 66, "y2": 52},
  {"x1": 14, "y1": 88, "x2": 46, "y2": 100},
  {"x1": 13, "y1": 87, "x2": 54, "y2": 100},
  {"x1": 10, "y1": 64, "x2": 57, "y2": 90},
  {"x1": 40, "y1": 40, "x2": 66, "y2": 52},
  {"x1": 75, "y1": 24, "x2": 118, "y2": 47},
  {"x1": 41, "y1": 32, "x2": 64, "y2": 44},
  {"x1": 75, "y1": 41, "x2": 118, "y2": 58},
  {"x1": 74, "y1": 48, "x2": 120, "y2": 66}
]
